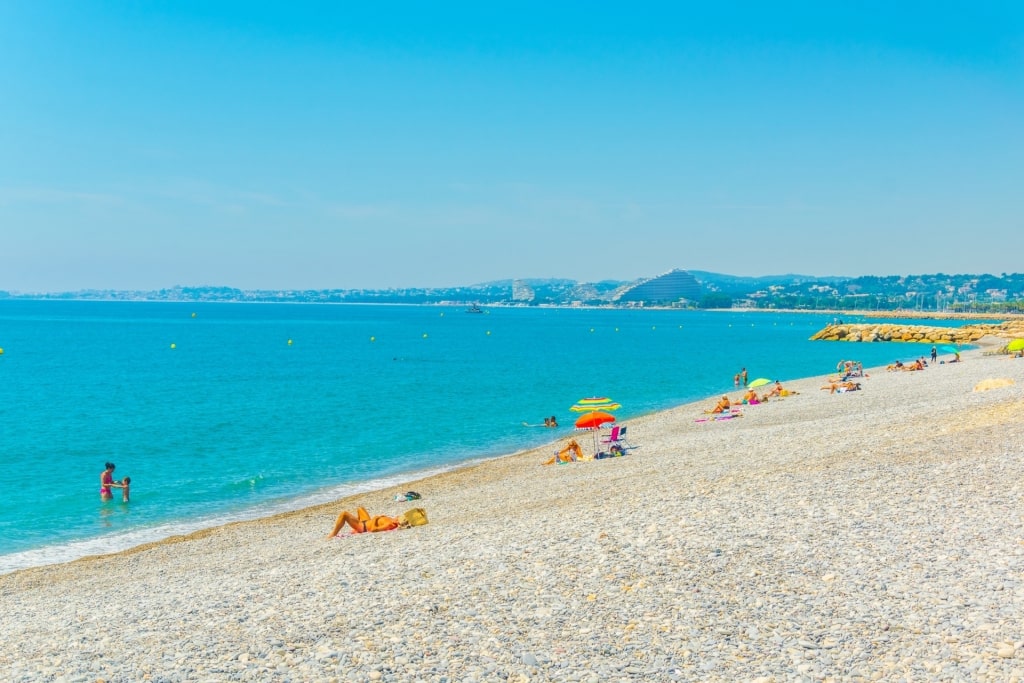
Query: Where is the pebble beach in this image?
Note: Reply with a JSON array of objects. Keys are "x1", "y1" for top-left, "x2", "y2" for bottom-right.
[{"x1": 2, "y1": 348, "x2": 1024, "y2": 682}]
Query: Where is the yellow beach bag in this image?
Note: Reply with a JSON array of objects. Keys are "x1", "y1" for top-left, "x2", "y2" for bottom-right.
[{"x1": 400, "y1": 508, "x2": 428, "y2": 527}]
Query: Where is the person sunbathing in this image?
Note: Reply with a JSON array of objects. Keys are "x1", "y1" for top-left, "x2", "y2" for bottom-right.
[
  {"x1": 327, "y1": 507, "x2": 401, "y2": 537},
  {"x1": 742, "y1": 389, "x2": 760, "y2": 405},
  {"x1": 763, "y1": 380, "x2": 786, "y2": 399},
  {"x1": 543, "y1": 439, "x2": 584, "y2": 465},
  {"x1": 707, "y1": 395, "x2": 733, "y2": 413},
  {"x1": 821, "y1": 380, "x2": 861, "y2": 394}
]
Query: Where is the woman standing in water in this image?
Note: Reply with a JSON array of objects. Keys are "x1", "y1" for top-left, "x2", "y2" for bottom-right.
[{"x1": 100, "y1": 462, "x2": 116, "y2": 501}]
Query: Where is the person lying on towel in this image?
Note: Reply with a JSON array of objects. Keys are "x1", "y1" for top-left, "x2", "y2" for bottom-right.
[{"x1": 327, "y1": 507, "x2": 400, "y2": 537}]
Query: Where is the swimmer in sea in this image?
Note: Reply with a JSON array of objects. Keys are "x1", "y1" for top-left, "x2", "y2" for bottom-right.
[
  {"x1": 100, "y1": 462, "x2": 116, "y2": 502},
  {"x1": 118, "y1": 476, "x2": 130, "y2": 502}
]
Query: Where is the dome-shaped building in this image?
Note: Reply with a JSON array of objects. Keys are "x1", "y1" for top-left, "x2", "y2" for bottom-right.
[{"x1": 614, "y1": 269, "x2": 701, "y2": 305}]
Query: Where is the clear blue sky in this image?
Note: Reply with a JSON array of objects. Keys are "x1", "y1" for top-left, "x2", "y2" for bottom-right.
[{"x1": 2, "y1": 2, "x2": 1022, "y2": 292}]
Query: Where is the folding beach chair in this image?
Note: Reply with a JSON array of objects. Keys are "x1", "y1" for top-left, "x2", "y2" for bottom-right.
[
  {"x1": 599, "y1": 425, "x2": 622, "y2": 446},
  {"x1": 600, "y1": 425, "x2": 635, "y2": 450}
]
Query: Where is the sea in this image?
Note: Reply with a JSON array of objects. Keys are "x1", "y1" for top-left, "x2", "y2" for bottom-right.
[{"x1": 0, "y1": 300, "x2": 979, "y2": 574}]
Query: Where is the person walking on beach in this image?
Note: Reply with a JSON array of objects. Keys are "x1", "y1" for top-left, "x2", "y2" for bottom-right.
[
  {"x1": 930, "y1": 346, "x2": 937, "y2": 364},
  {"x1": 100, "y1": 462, "x2": 117, "y2": 501}
]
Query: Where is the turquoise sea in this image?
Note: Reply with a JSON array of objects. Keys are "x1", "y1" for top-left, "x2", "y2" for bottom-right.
[{"x1": 0, "y1": 301, "x2": 975, "y2": 574}]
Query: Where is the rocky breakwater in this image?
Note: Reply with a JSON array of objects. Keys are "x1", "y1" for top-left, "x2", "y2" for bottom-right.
[{"x1": 810, "y1": 320, "x2": 1024, "y2": 344}]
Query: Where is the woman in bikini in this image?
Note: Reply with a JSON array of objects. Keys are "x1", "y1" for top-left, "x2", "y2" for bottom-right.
[
  {"x1": 709, "y1": 395, "x2": 732, "y2": 413},
  {"x1": 327, "y1": 507, "x2": 401, "y2": 537},
  {"x1": 100, "y1": 462, "x2": 117, "y2": 501}
]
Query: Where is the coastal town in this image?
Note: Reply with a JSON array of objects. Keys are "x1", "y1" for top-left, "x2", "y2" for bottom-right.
[{"x1": 4, "y1": 269, "x2": 1023, "y2": 314}]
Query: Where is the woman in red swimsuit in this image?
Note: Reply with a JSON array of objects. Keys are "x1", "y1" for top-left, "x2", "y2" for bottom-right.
[{"x1": 100, "y1": 462, "x2": 116, "y2": 501}]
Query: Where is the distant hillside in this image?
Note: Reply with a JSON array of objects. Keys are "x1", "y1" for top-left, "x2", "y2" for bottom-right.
[
  {"x1": 1, "y1": 269, "x2": 1021, "y2": 312},
  {"x1": 689, "y1": 271, "x2": 847, "y2": 294}
]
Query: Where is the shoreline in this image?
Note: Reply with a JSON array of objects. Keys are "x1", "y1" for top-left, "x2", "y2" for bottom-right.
[
  {"x1": 0, "y1": 343, "x2": 963, "y2": 579},
  {"x1": 3, "y1": 349, "x2": 1024, "y2": 681},
  {"x1": 30, "y1": 342, "x2": 1005, "y2": 574},
  {"x1": 2, "y1": 349, "x2": 1018, "y2": 568}
]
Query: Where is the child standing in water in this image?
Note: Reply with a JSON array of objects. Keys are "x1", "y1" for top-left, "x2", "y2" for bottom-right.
[{"x1": 118, "y1": 476, "x2": 131, "y2": 502}]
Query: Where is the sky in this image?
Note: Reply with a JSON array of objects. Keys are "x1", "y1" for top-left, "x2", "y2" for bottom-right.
[{"x1": 1, "y1": 2, "x2": 1022, "y2": 292}]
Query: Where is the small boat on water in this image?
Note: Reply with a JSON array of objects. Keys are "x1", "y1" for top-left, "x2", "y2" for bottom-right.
[{"x1": 465, "y1": 304, "x2": 485, "y2": 314}]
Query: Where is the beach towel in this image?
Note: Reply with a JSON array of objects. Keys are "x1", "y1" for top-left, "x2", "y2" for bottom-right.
[{"x1": 695, "y1": 414, "x2": 742, "y2": 423}]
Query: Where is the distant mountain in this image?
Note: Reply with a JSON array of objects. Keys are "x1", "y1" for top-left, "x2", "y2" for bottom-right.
[
  {"x1": 688, "y1": 271, "x2": 846, "y2": 296},
  {"x1": 2, "y1": 269, "x2": 1021, "y2": 312},
  {"x1": 470, "y1": 277, "x2": 613, "y2": 288}
]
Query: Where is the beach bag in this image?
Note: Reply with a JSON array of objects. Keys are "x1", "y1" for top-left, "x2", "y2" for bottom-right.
[{"x1": 401, "y1": 507, "x2": 428, "y2": 527}]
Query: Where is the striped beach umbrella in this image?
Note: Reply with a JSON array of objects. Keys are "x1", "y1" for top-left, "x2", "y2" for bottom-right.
[{"x1": 570, "y1": 396, "x2": 621, "y2": 413}]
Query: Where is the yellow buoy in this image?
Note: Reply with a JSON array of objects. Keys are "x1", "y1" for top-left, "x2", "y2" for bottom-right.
[
  {"x1": 615, "y1": 327, "x2": 619, "y2": 332},
  {"x1": 370, "y1": 336, "x2": 376, "y2": 342},
  {"x1": 170, "y1": 343, "x2": 176, "y2": 349},
  {"x1": 652, "y1": 326, "x2": 656, "y2": 330},
  {"x1": 422, "y1": 333, "x2": 428, "y2": 339},
  {"x1": 486, "y1": 330, "x2": 491, "y2": 335},
  {"x1": 440, "y1": 312, "x2": 445, "y2": 317},
  {"x1": 287, "y1": 339, "x2": 293, "y2": 345},
  {"x1": 0, "y1": 347, "x2": 4, "y2": 355},
  {"x1": 590, "y1": 328, "x2": 595, "y2": 333},
  {"x1": 191, "y1": 312, "x2": 196, "y2": 318}
]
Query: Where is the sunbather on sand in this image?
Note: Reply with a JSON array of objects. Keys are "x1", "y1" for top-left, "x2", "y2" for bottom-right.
[
  {"x1": 742, "y1": 389, "x2": 760, "y2": 405},
  {"x1": 327, "y1": 507, "x2": 401, "y2": 537},
  {"x1": 821, "y1": 381, "x2": 861, "y2": 394},
  {"x1": 764, "y1": 380, "x2": 799, "y2": 399},
  {"x1": 543, "y1": 439, "x2": 584, "y2": 465},
  {"x1": 707, "y1": 395, "x2": 733, "y2": 414}
]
